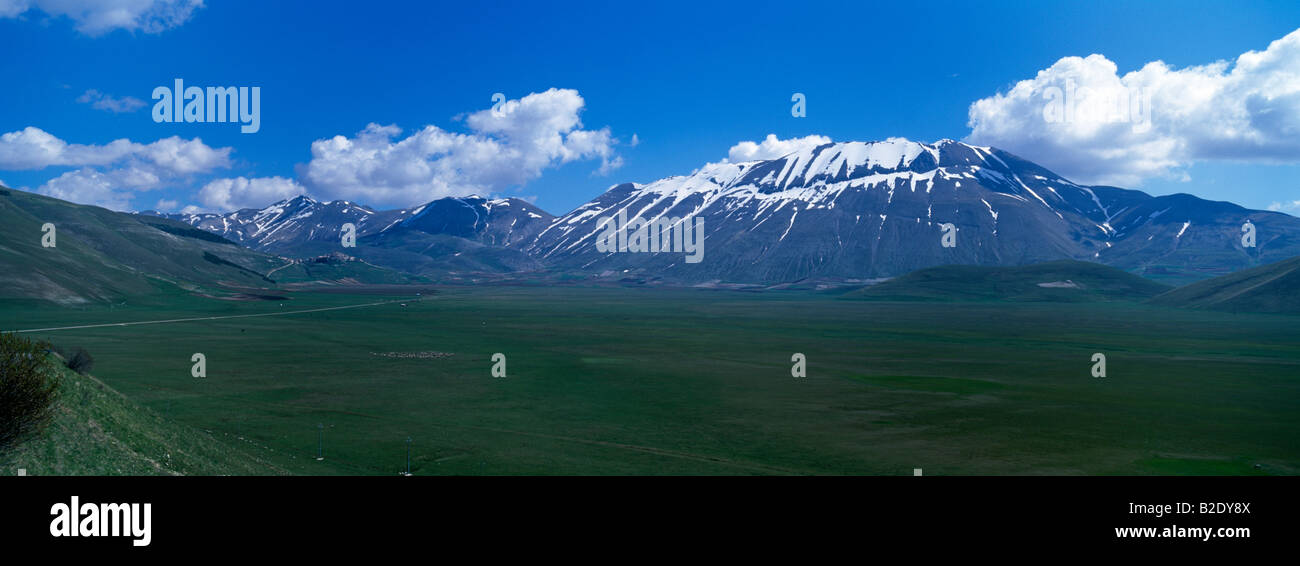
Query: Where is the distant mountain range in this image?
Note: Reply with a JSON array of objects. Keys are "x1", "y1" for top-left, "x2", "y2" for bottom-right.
[
  {"x1": 146, "y1": 139, "x2": 1300, "y2": 286},
  {"x1": 4, "y1": 137, "x2": 1298, "y2": 304},
  {"x1": 0, "y1": 188, "x2": 420, "y2": 304},
  {"x1": 143, "y1": 195, "x2": 555, "y2": 277}
]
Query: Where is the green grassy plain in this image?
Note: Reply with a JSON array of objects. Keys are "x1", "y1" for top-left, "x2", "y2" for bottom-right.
[{"x1": 1, "y1": 285, "x2": 1296, "y2": 475}]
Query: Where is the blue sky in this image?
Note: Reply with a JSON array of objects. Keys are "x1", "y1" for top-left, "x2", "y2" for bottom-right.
[{"x1": 1, "y1": 0, "x2": 1298, "y2": 215}]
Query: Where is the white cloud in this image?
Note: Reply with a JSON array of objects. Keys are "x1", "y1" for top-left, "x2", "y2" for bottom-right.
[
  {"x1": 154, "y1": 198, "x2": 179, "y2": 212},
  {"x1": 77, "y1": 89, "x2": 146, "y2": 113},
  {"x1": 198, "y1": 176, "x2": 305, "y2": 211},
  {"x1": 31, "y1": 163, "x2": 184, "y2": 211},
  {"x1": 137, "y1": 135, "x2": 230, "y2": 174},
  {"x1": 0, "y1": 0, "x2": 203, "y2": 36},
  {"x1": 595, "y1": 155, "x2": 624, "y2": 176},
  {"x1": 0, "y1": 127, "x2": 231, "y2": 210},
  {"x1": 300, "y1": 88, "x2": 618, "y2": 209},
  {"x1": 36, "y1": 169, "x2": 134, "y2": 211},
  {"x1": 0, "y1": 126, "x2": 230, "y2": 173},
  {"x1": 726, "y1": 134, "x2": 833, "y2": 162},
  {"x1": 8, "y1": 89, "x2": 619, "y2": 212},
  {"x1": 967, "y1": 27, "x2": 1300, "y2": 187},
  {"x1": 0, "y1": 127, "x2": 131, "y2": 169}
]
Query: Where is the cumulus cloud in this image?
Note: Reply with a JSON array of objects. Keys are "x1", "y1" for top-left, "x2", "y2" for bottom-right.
[
  {"x1": 3, "y1": 89, "x2": 619, "y2": 212},
  {"x1": 0, "y1": 127, "x2": 229, "y2": 172},
  {"x1": 0, "y1": 127, "x2": 231, "y2": 210},
  {"x1": 36, "y1": 169, "x2": 135, "y2": 210},
  {"x1": 198, "y1": 176, "x2": 305, "y2": 211},
  {"x1": 137, "y1": 135, "x2": 230, "y2": 174},
  {"x1": 726, "y1": 134, "x2": 833, "y2": 162},
  {"x1": 0, "y1": 0, "x2": 203, "y2": 36},
  {"x1": 77, "y1": 89, "x2": 147, "y2": 113},
  {"x1": 299, "y1": 88, "x2": 619, "y2": 209},
  {"x1": 0, "y1": 127, "x2": 134, "y2": 169},
  {"x1": 967, "y1": 28, "x2": 1300, "y2": 187}
]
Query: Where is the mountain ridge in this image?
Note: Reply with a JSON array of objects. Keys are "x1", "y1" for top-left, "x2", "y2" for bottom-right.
[
  {"x1": 526, "y1": 139, "x2": 1300, "y2": 284},
  {"x1": 120, "y1": 138, "x2": 1300, "y2": 285},
  {"x1": 0, "y1": 187, "x2": 421, "y2": 303}
]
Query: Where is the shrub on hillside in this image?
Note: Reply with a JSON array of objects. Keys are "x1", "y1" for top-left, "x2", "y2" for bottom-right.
[
  {"x1": 0, "y1": 333, "x2": 61, "y2": 453},
  {"x1": 51, "y1": 344, "x2": 95, "y2": 374},
  {"x1": 66, "y1": 347, "x2": 94, "y2": 374}
]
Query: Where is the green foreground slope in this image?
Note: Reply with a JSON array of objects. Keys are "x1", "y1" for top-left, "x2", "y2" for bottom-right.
[
  {"x1": 1149, "y1": 256, "x2": 1300, "y2": 314},
  {"x1": 0, "y1": 359, "x2": 287, "y2": 476}
]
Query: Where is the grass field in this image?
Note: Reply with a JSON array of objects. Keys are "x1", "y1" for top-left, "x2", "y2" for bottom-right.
[{"x1": 2, "y1": 285, "x2": 1297, "y2": 475}]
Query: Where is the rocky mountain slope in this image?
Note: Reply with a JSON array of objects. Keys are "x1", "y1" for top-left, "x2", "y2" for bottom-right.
[{"x1": 147, "y1": 139, "x2": 1300, "y2": 286}]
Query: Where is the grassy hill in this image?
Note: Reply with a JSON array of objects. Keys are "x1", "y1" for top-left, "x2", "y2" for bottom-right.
[
  {"x1": 353, "y1": 229, "x2": 546, "y2": 276},
  {"x1": 268, "y1": 253, "x2": 429, "y2": 285},
  {"x1": 0, "y1": 358, "x2": 288, "y2": 475},
  {"x1": 1149, "y1": 255, "x2": 1300, "y2": 314},
  {"x1": 0, "y1": 187, "x2": 421, "y2": 303},
  {"x1": 0, "y1": 187, "x2": 287, "y2": 303},
  {"x1": 842, "y1": 260, "x2": 1172, "y2": 302}
]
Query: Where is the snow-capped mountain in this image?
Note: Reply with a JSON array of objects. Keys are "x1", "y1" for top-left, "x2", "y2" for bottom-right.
[
  {"x1": 390, "y1": 196, "x2": 554, "y2": 247},
  {"x1": 149, "y1": 139, "x2": 1300, "y2": 285},
  {"x1": 352, "y1": 196, "x2": 555, "y2": 274},
  {"x1": 146, "y1": 195, "x2": 404, "y2": 255},
  {"x1": 148, "y1": 195, "x2": 552, "y2": 256},
  {"x1": 145, "y1": 195, "x2": 555, "y2": 275},
  {"x1": 527, "y1": 139, "x2": 1300, "y2": 284}
]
